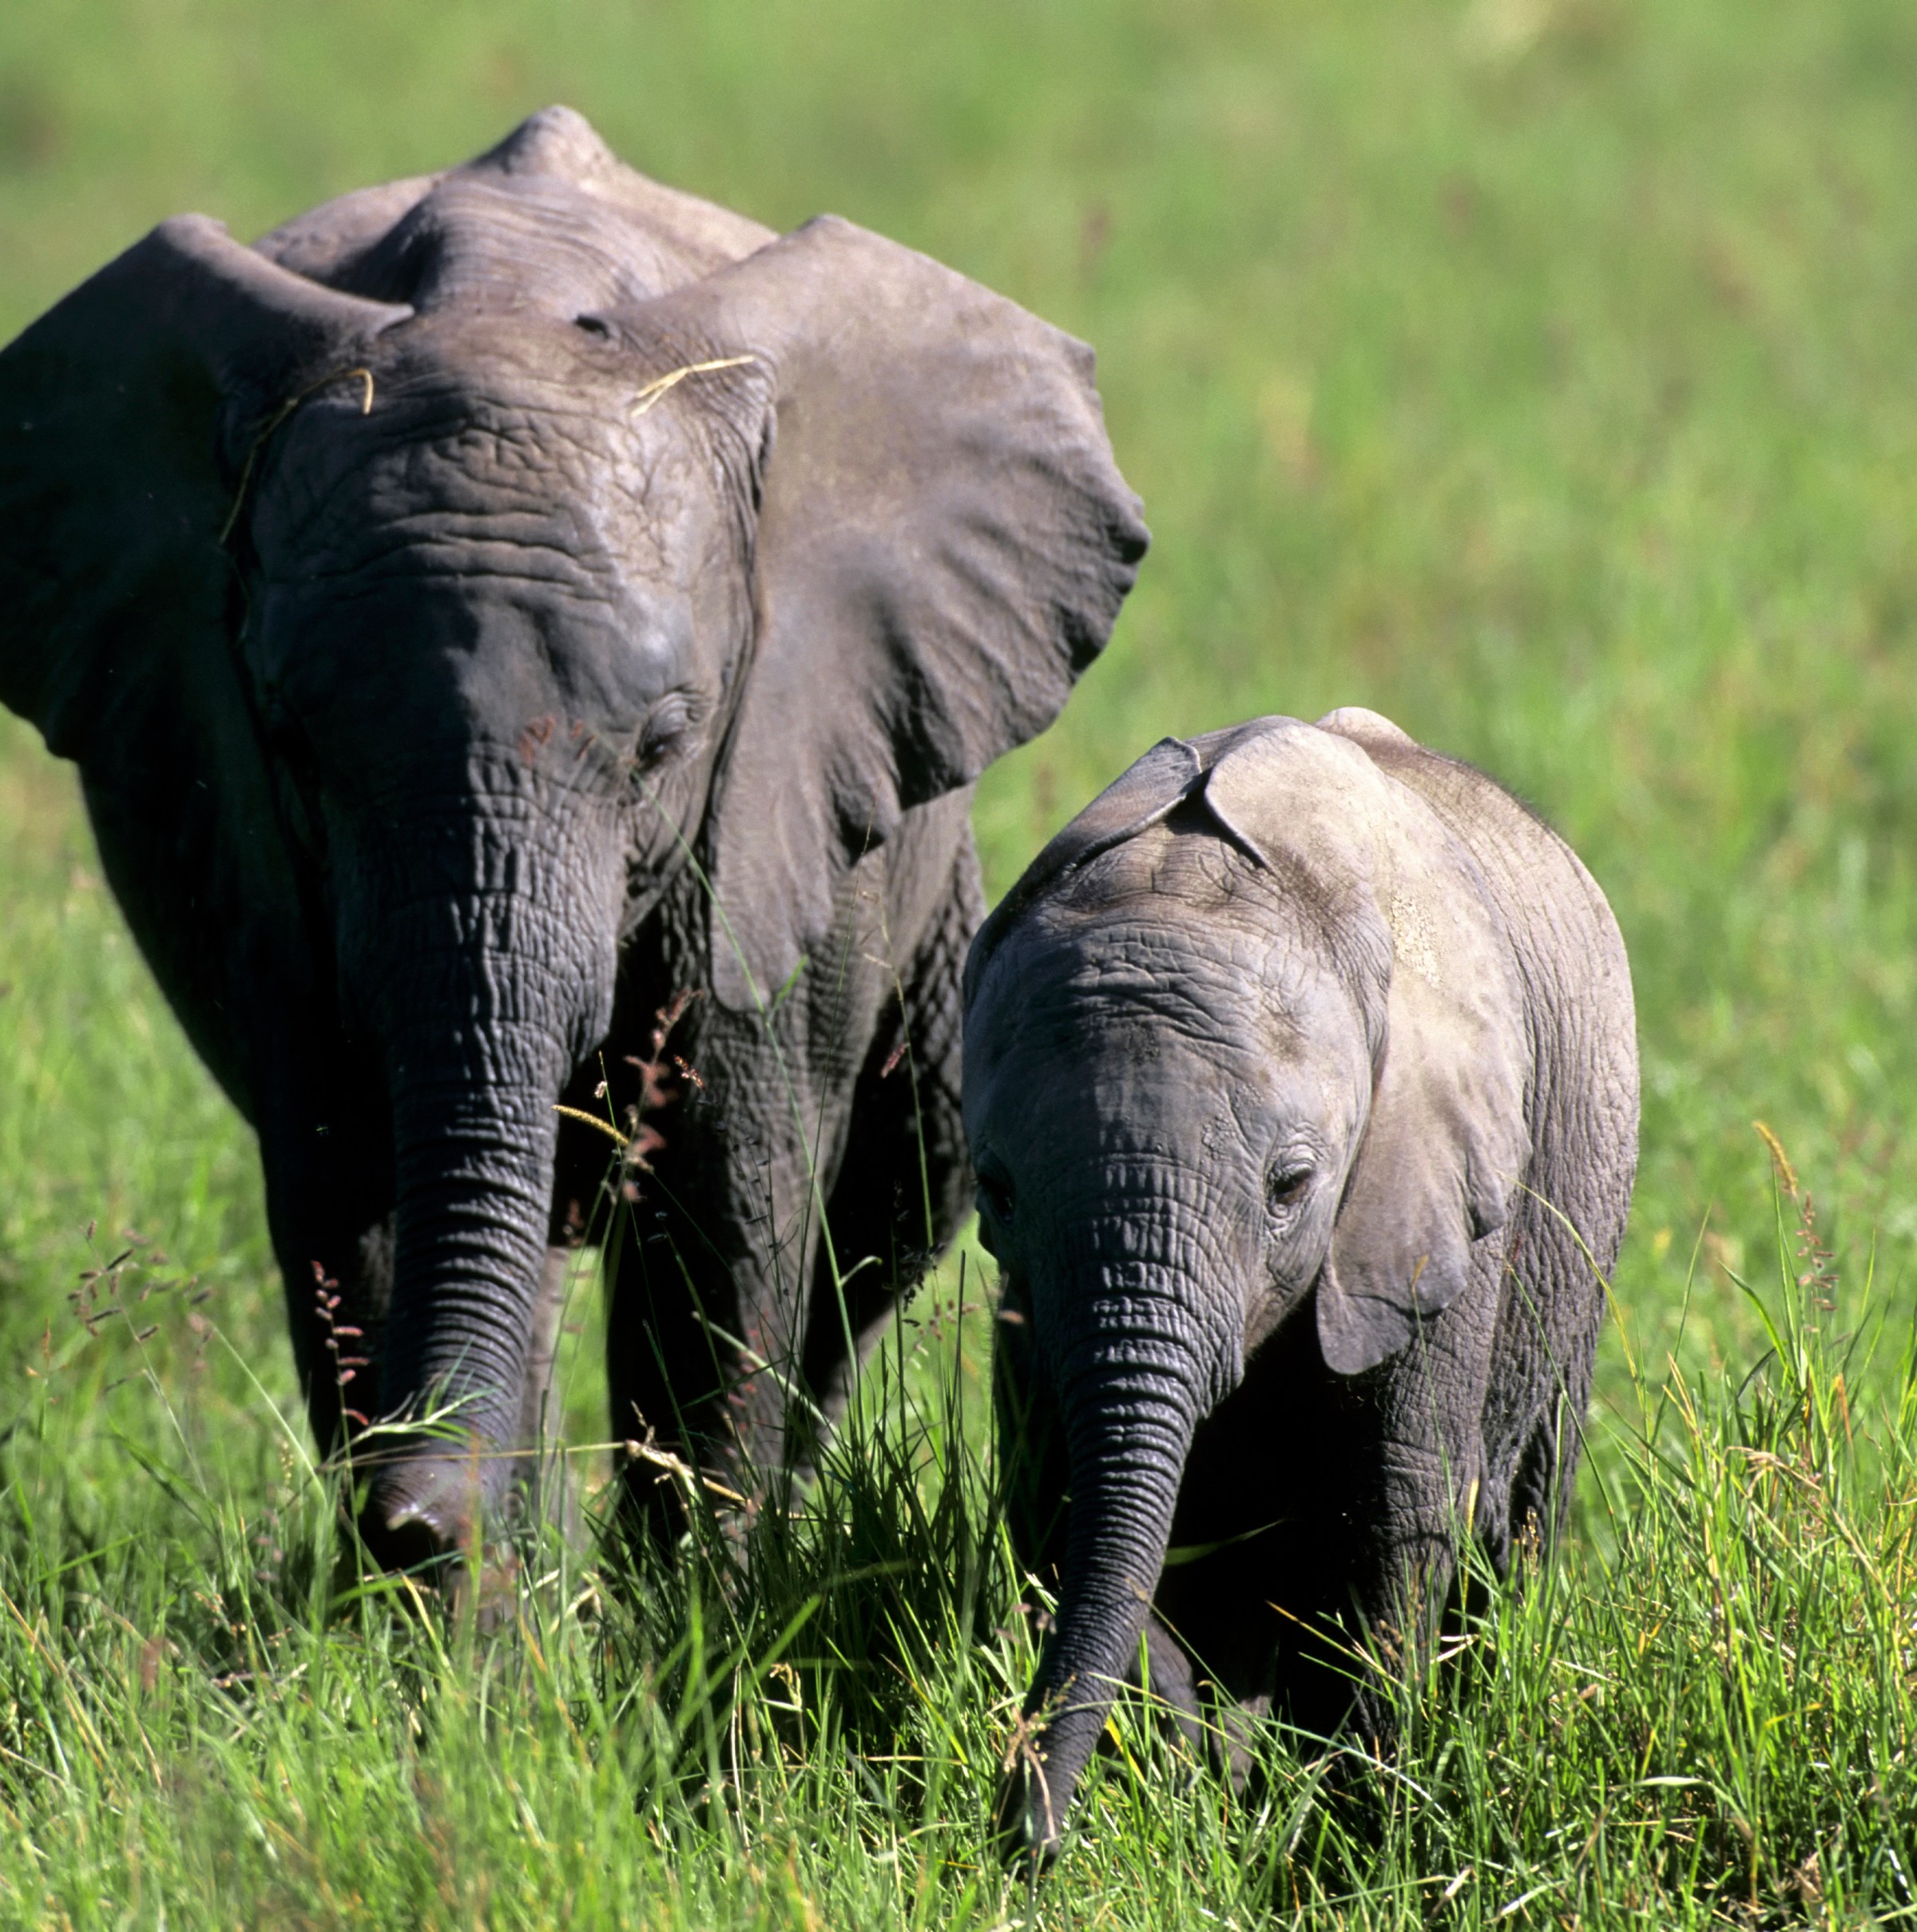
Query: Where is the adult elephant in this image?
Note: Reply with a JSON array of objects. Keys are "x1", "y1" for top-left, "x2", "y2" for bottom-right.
[{"x1": 0, "y1": 107, "x2": 1147, "y2": 1572}]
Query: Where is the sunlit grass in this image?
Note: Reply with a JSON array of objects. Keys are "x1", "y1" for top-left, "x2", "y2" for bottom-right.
[{"x1": 4, "y1": 1160, "x2": 1914, "y2": 1926}]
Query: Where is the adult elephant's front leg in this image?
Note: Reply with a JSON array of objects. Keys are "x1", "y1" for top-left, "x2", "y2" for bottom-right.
[
  {"x1": 601, "y1": 823, "x2": 968, "y2": 1546},
  {"x1": 255, "y1": 1062, "x2": 397, "y2": 1464},
  {"x1": 789, "y1": 830, "x2": 982, "y2": 1465},
  {"x1": 603, "y1": 1009, "x2": 846, "y2": 1542}
]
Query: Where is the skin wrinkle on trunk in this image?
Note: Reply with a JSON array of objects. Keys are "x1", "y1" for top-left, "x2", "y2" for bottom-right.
[
  {"x1": 1042, "y1": 1177, "x2": 1246, "y2": 1409},
  {"x1": 384, "y1": 1067, "x2": 562, "y2": 1439}
]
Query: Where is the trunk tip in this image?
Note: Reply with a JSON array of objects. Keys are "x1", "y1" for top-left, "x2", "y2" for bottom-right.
[{"x1": 359, "y1": 1450, "x2": 483, "y2": 1573}]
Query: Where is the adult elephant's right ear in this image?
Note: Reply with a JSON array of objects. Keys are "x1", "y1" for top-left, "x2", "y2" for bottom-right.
[
  {"x1": 0, "y1": 215, "x2": 410, "y2": 760},
  {"x1": 637, "y1": 216, "x2": 1149, "y2": 1013},
  {"x1": 0, "y1": 218, "x2": 410, "y2": 1110}
]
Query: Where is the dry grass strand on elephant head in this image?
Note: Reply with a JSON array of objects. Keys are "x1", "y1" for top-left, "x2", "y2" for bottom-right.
[
  {"x1": 627, "y1": 355, "x2": 758, "y2": 420},
  {"x1": 219, "y1": 364, "x2": 375, "y2": 545}
]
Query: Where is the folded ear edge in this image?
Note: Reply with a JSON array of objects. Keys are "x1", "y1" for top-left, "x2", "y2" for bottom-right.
[
  {"x1": 1315, "y1": 1232, "x2": 1480, "y2": 1376},
  {"x1": 964, "y1": 736, "x2": 1203, "y2": 1003}
]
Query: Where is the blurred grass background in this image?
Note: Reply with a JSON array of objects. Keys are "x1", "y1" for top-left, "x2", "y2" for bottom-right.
[{"x1": 3, "y1": 0, "x2": 1916, "y2": 1922}]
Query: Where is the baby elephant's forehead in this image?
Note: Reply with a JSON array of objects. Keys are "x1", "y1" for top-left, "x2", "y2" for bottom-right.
[
  {"x1": 970, "y1": 875, "x2": 1333, "y2": 1067},
  {"x1": 1033, "y1": 821, "x2": 1355, "y2": 976}
]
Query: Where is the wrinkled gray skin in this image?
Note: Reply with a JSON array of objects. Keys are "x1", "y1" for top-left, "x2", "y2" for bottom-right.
[
  {"x1": 0, "y1": 108, "x2": 1146, "y2": 1573},
  {"x1": 963, "y1": 708, "x2": 1637, "y2": 1863}
]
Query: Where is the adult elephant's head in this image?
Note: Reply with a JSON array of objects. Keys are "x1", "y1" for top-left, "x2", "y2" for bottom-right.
[
  {"x1": 0, "y1": 109, "x2": 1146, "y2": 1564},
  {"x1": 962, "y1": 713, "x2": 1530, "y2": 1862}
]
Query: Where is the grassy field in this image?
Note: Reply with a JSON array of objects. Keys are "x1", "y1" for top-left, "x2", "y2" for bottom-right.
[{"x1": 4, "y1": 0, "x2": 1917, "y2": 1922}]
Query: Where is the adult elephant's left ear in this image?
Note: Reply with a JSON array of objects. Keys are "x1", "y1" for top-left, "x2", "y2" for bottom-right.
[{"x1": 641, "y1": 216, "x2": 1149, "y2": 1012}]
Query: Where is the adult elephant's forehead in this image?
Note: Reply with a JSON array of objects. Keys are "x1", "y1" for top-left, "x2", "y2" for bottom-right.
[{"x1": 251, "y1": 319, "x2": 722, "y2": 589}]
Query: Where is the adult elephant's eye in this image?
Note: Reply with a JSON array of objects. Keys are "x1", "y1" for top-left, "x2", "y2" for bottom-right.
[
  {"x1": 1267, "y1": 1162, "x2": 1312, "y2": 1216},
  {"x1": 636, "y1": 692, "x2": 696, "y2": 767}
]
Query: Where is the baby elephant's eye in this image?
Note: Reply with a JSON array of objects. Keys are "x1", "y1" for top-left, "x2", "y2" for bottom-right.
[
  {"x1": 976, "y1": 1172, "x2": 1015, "y2": 1228},
  {"x1": 1267, "y1": 1163, "x2": 1313, "y2": 1214}
]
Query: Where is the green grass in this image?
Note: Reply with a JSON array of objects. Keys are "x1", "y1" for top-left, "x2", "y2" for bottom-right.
[{"x1": 4, "y1": 0, "x2": 1917, "y2": 1922}]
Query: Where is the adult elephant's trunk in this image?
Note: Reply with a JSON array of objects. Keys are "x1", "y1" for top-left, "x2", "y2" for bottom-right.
[
  {"x1": 339, "y1": 784, "x2": 619, "y2": 1567},
  {"x1": 996, "y1": 1209, "x2": 1239, "y2": 1863}
]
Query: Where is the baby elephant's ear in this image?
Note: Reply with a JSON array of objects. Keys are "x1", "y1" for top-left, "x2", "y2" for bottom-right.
[
  {"x1": 1313, "y1": 794, "x2": 1533, "y2": 1376},
  {"x1": 635, "y1": 216, "x2": 1149, "y2": 1013}
]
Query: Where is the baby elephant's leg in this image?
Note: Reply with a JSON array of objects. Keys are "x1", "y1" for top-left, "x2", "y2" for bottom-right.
[
  {"x1": 1141, "y1": 1616, "x2": 1277, "y2": 1789},
  {"x1": 1139, "y1": 1616, "x2": 1205, "y2": 1746},
  {"x1": 1343, "y1": 1250, "x2": 1505, "y2": 1719}
]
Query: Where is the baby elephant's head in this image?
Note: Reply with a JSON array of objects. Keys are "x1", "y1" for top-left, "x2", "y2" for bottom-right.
[{"x1": 962, "y1": 710, "x2": 1531, "y2": 1863}]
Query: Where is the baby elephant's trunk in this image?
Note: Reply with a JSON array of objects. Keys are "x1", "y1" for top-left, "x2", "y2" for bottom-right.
[{"x1": 995, "y1": 1232, "x2": 1235, "y2": 1864}]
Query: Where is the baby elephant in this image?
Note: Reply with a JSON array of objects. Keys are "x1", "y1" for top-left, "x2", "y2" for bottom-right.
[{"x1": 962, "y1": 708, "x2": 1637, "y2": 1861}]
